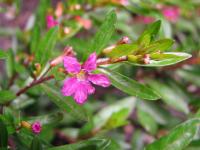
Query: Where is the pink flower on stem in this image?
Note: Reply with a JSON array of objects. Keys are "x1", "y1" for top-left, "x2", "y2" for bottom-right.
[
  {"x1": 31, "y1": 121, "x2": 42, "y2": 134},
  {"x1": 162, "y1": 6, "x2": 180, "y2": 22},
  {"x1": 61, "y1": 52, "x2": 111, "y2": 104},
  {"x1": 46, "y1": 15, "x2": 59, "y2": 29}
]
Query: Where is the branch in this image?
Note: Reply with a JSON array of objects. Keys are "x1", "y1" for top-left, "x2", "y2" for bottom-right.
[{"x1": 16, "y1": 75, "x2": 54, "y2": 97}]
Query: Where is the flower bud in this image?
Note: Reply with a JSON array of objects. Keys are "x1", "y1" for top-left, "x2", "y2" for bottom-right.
[
  {"x1": 143, "y1": 54, "x2": 150, "y2": 64},
  {"x1": 20, "y1": 121, "x2": 31, "y2": 129},
  {"x1": 31, "y1": 121, "x2": 42, "y2": 134},
  {"x1": 50, "y1": 46, "x2": 74, "y2": 67}
]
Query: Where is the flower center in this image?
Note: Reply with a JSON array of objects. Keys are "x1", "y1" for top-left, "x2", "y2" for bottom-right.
[{"x1": 76, "y1": 70, "x2": 86, "y2": 81}]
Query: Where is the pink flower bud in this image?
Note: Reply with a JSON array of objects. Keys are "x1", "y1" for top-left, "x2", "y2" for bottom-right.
[
  {"x1": 143, "y1": 54, "x2": 150, "y2": 64},
  {"x1": 31, "y1": 121, "x2": 42, "y2": 134}
]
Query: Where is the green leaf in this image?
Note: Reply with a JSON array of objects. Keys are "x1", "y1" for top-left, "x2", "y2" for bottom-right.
[
  {"x1": 0, "y1": 50, "x2": 8, "y2": 59},
  {"x1": 94, "y1": 97, "x2": 136, "y2": 130},
  {"x1": 41, "y1": 84, "x2": 89, "y2": 122},
  {"x1": 6, "y1": 49, "x2": 14, "y2": 78},
  {"x1": 137, "y1": 107, "x2": 158, "y2": 134},
  {"x1": 30, "y1": 24, "x2": 40, "y2": 53},
  {"x1": 138, "y1": 20, "x2": 161, "y2": 43},
  {"x1": 99, "y1": 68, "x2": 160, "y2": 100},
  {"x1": 48, "y1": 137, "x2": 121, "y2": 150},
  {"x1": 0, "y1": 119, "x2": 8, "y2": 149},
  {"x1": 90, "y1": 10, "x2": 117, "y2": 55},
  {"x1": 145, "y1": 39, "x2": 174, "y2": 53},
  {"x1": 128, "y1": 52, "x2": 191, "y2": 67},
  {"x1": 177, "y1": 69, "x2": 200, "y2": 87},
  {"x1": 30, "y1": 136, "x2": 43, "y2": 150},
  {"x1": 105, "y1": 44, "x2": 138, "y2": 58},
  {"x1": 102, "y1": 108, "x2": 129, "y2": 130},
  {"x1": 147, "y1": 80, "x2": 189, "y2": 114},
  {"x1": 137, "y1": 33, "x2": 151, "y2": 47},
  {"x1": 0, "y1": 90, "x2": 16, "y2": 104},
  {"x1": 35, "y1": 26, "x2": 58, "y2": 66},
  {"x1": 145, "y1": 118, "x2": 200, "y2": 150}
]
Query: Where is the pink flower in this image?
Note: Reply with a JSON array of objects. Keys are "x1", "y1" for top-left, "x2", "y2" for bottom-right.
[
  {"x1": 61, "y1": 53, "x2": 111, "y2": 104},
  {"x1": 46, "y1": 15, "x2": 58, "y2": 29},
  {"x1": 31, "y1": 121, "x2": 42, "y2": 134},
  {"x1": 75, "y1": 16, "x2": 92, "y2": 30},
  {"x1": 135, "y1": 16, "x2": 155, "y2": 24},
  {"x1": 162, "y1": 6, "x2": 180, "y2": 22}
]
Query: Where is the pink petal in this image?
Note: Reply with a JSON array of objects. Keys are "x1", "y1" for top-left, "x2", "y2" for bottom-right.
[
  {"x1": 46, "y1": 15, "x2": 58, "y2": 29},
  {"x1": 88, "y1": 74, "x2": 111, "y2": 87},
  {"x1": 61, "y1": 77, "x2": 78, "y2": 96},
  {"x1": 73, "y1": 81, "x2": 89, "y2": 104},
  {"x1": 84, "y1": 81, "x2": 95, "y2": 94},
  {"x1": 63, "y1": 56, "x2": 81, "y2": 74},
  {"x1": 82, "y1": 52, "x2": 97, "y2": 72}
]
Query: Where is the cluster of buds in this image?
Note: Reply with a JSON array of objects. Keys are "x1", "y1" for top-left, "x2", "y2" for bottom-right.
[{"x1": 20, "y1": 121, "x2": 42, "y2": 134}]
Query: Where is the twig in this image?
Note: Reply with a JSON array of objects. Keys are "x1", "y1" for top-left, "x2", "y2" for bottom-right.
[
  {"x1": 97, "y1": 56, "x2": 127, "y2": 66},
  {"x1": 16, "y1": 75, "x2": 54, "y2": 97}
]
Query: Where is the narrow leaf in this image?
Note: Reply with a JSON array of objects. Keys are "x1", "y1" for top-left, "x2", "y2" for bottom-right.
[
  {"x1": 90, "y1": 10, "x2": 117, "y2": 54},
  {"x1": 0, "y1": 119, "x2": 8, "y2": 149},
  {"x1": 48, "y1": 137, "x2": 120, "y2": 150},
  {"x1": 127, "y1": 52, "x2": 191, "y2": 67},
  {"x1": 99, "y1": 68, "x2": 160, "y2": 100},
  {"x1": 30, "y1": 136, "x2": 43, "y2": 150},
  {"x1": 35, "y1": 26, "x2": 58, "y2": 65},
  {"x1": 41, "y1": 84, "x2": 89, "y2": 122},
  {"x1": 0, "y1": 90, "x2": 16, "y2": 104},
  {"x1": 146, "y1": 118, "x2": 200, "y2": 150}
]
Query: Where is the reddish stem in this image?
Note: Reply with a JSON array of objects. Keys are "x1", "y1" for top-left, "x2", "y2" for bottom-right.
[{"x1": 16, "y1": 75, "x2": 54, "y2": 97}]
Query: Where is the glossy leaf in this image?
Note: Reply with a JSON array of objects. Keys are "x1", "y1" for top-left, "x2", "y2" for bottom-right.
[
  {"x1": 99, "y1": 68, "x2": 160, "y2": 100},
  {"x1": 102, "y1": 108, "x2": 129, "y2": 130},
  {"x1": 0, "y1": 90, "x2": 16, "y2": 104},
  {"x1": 94, "y1": 97, "x2": 136, "y2": 130},
  {"x1": 48, "y1": 137, "x2": 120, "y2": 150},
  {"x1": 35, "y1": 26, "x2": 58, "y2": 65},
  {"x1": 146, "y1": 118, "x2": 200, "y2": 150},
  {"x1": 90, "y1": 10, "x2": 117, "y2": 54},
  {"x1": 128, "y1": 52, "x2": 191, "y2": 67},
  {"x1": 147, "y1": 80, "x2": 189, "y2": 114},
  {"x1": 137, "y1": 107, "x2": 158, "y2": 134},
  {"x1": 0, "y1": 119, "x2": 8, "y2": 149},
  {"x1": 41, "y1": 84, "x2": 89, "y2": 122}
]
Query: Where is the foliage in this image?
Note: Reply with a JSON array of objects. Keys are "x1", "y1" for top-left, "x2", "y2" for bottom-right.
[{"x1": 0, "y1": 0, "x2": 200, "y2": 150}]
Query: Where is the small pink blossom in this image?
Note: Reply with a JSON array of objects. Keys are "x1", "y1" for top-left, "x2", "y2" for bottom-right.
[
  {"x1": 61, "y1": 53, "x2": 110, "y2": 104},
  {"x1": 135, "y1": 16, "x2": 155, "y2": 24},
  {"x1": 46, "y1": 15, "x2": 59, "y2": 29},
  {"x1": 162, "y1": 6, "x2": 180, "y2": 22},
  {"x1": 31, "y1": 121, "x2": 42, "y2": 134},
  {"x1": 75, "y1": 16, "x2": 92, "y2": 30}
]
